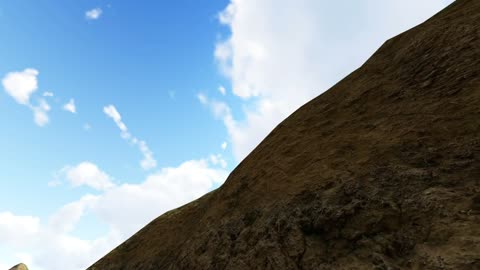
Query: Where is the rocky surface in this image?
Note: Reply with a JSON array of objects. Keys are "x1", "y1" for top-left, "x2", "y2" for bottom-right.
[{"x1": 89, "y1": 0, "x2": 480, "y2": 269}]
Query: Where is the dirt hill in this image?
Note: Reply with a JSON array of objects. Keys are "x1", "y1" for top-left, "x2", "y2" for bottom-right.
[
  {"x1": 89, "y1": 1, "x2": 480, "y2": 269},
  {"x1": 9, "y1": 264, "x2": 28, "y2": 270}
]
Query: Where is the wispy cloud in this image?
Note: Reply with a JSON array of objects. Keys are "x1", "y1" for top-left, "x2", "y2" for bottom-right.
[
  {"x1": 32, "y1": 99, "x2": 51, "y2": 127},
  {"x1": 85, "y1": 8, "x2": 102, "y2": 20},
  {"x1": 103, "y1": 105, "x2": 157, "y2": 170},
  {"x1": 62, "y1": 98, "x2": 76, "y2": 114},
  {"x1": 83, "y1": 123, "x2": 92, "y2": 131},
  {"x1": 43, "y1": 91, "x2": 54, "y2": 97},
  {"x1": 196, "y1": 93, "x2": 208, "y2": 104},
  {"x1": 218, "y1": 86, "x2": 227, "y2": 95}
]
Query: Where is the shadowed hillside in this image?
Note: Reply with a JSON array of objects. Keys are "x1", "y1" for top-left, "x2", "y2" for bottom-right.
[{"x1": 89, "y1": 0, "x2": 480, "y2": 269}]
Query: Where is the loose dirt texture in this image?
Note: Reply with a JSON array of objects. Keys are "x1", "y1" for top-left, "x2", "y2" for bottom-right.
[{"x1": 89, "y1": 1, "x2": 480, "y2": 269}]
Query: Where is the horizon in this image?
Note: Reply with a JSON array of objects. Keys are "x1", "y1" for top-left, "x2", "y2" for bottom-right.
[{"x1": 0, "y1": 1, "x2": 453, "y2": 269}]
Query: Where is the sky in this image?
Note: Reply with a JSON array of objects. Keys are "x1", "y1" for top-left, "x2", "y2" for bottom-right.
[{"x1": 0, "y1": 1, "x2": 453, "y2": 269}]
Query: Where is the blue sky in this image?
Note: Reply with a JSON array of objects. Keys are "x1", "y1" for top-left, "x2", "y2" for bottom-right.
[
  {"x1": 0, "y1": 0, "x2": 230, "y2": 212},
  {"x1": 0, "y1": 1, "x2": 453, "y2": 269}
]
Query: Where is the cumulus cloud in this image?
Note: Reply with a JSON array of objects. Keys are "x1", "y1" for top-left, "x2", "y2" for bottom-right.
[
  {"x1": 49, "y1": 195, "x2": 99, "y2": 233},
  {"x1": 85, "y1": 8, "x2": 102, "y2": 20},
  {"x1": 2, "y1": 68, "x2": 39, "y2": 105},
  {"x1": 58, "y1": 162, "x2": 114, "y2": 191},
  {"x1": 0, "y1": 262, "x2": 10, "y2": 270},
  {"x1": 0, "y1": 209, "x2": 119, "y2": 270},
  {"x1": 214, "y1": 0, "x2": 453, "y2": 161},
  {"x1": 94, "y1": 158, "x2": 228, "y2": 235},
  {"x1": 221, "y1": 141, "x2": 227, "y2": 150},
  {"x1": 0, "y1": 212, "x2": 40, "y2": 246},
  {"x1": 63, "y1": 99, "x2": 76, "y2": 114},
  {"x1": 103, "y1": 105, "x2": 157, "y2": 170},
  {"x1": 0, "y1": 158, "x2": 228, "y2": 270},
  {"x1": 2, "y1": 69, "x2": 52, "y2": 126}
]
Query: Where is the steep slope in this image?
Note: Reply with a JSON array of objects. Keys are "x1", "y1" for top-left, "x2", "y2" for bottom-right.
[{"x1": 89, "y1": 1, "x2": 480, "y2": 269}]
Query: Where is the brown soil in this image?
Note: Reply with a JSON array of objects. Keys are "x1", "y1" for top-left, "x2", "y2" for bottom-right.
[{"x1": 88, "y1": 1, "x2": 480, "y2": 269}]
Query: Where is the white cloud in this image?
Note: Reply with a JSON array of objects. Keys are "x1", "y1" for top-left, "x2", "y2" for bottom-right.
[
  {"x1": 103, "y1": 105, "x2": 122, "y2": 123},
  {"x1": 48, "y1": 179, "x2": 61, "y2": 187},
  {"x1": 0, "y1": 157, "x2": 228, "y2": 270},
  {"x1": 103, "y1": 105, "x2": 157, "y2": 170},
  {"x1": 94, "y1": 158, "x2": 228, "y2": 235},
  {"x1": 34, "y1": 229, "x2": 119, "y2": 270},
  {"x1": 103, "y1": 105, "x2": 129, "y2": 138},
  {"x1": 215, "y1": 0, "x2": 453, "y2": 161},
  {"x1": 196, "y1": 94, "x2": 241, "y2": 157},
  {"x1": 2, "y1": 69, "x2": 52, "y2": 127},
  {"x1": 209, "y1": 154, "x2": 227, "y2": 169},
  {"x1": 43, "y1": 91, "x2": 54, "y2": 97},
  {"x1": 85, "y1": 8, "x2": 102, "y2": 20},
  {"x1": 0, "y1": 210, "x2": 118, "y2": 270},
  {"x1": 2, "y1": 68, "x2": 39, "y2": 105},
  {"x1": 32, "y1": 99, "x2": 51, "y2": 127},
  {"x1": 214, "y1": 40, "x2": 233, "y2": 77},
  {"x1": 221, "y1": 141, "x2": 227, "y2": 150},
  {"x1": 197, "y1": 93, "x2": 208, "y2": 104},
  {"x1": 218, "y1": 85, "x2": 227, "y2": 95},
  {"x1": 0, "y1": 212, "x2": 40, "y2": 246},
  {"x1": 103, "y1": 105, "x2": 121, "y2": 121},
  {"x1": 63, "y1": 99, "x2": 76, "y2": 114},
  {"x1": 83, "y1": 123, "x2": 92, "y2": 131},
  {"x1": 138, "y1": 140, "x2": 156, "y2": 170},
  {"x1": 49, "y1": 195, "x2": 99, "y2": 233},
  {"x1": 59, "y1": 162, "x2": 114, "y2": 191},
  {"x1": 0, "y1": 262, "x2": 10, "y2": 270}
]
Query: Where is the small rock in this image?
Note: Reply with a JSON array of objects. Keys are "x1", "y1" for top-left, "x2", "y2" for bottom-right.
[{"x1": 9, "y1": 263, "x2": 28, "y2": 270}]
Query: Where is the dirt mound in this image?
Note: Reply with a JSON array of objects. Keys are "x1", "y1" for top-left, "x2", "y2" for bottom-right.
[
  {"x1": 89, "y1": 0, "x2": 480, "y2": 269},
  {"x1": 9, "y1": 264, "x2": 28, "y2": 270}
]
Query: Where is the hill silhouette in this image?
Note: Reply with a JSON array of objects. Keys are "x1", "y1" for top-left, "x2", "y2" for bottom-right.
[{"x1": 89, "y1": 0, "x2": 480, "y2": 269}]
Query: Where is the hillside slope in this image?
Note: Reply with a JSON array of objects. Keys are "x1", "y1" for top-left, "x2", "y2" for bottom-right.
[{"x1": 89, "y1": 1, "x2": 480, "y2": 269}]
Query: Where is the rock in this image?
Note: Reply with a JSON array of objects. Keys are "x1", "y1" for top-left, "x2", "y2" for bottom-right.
[{"x1": 9, "y1": 263, "x2": 28, "y2": 270}]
